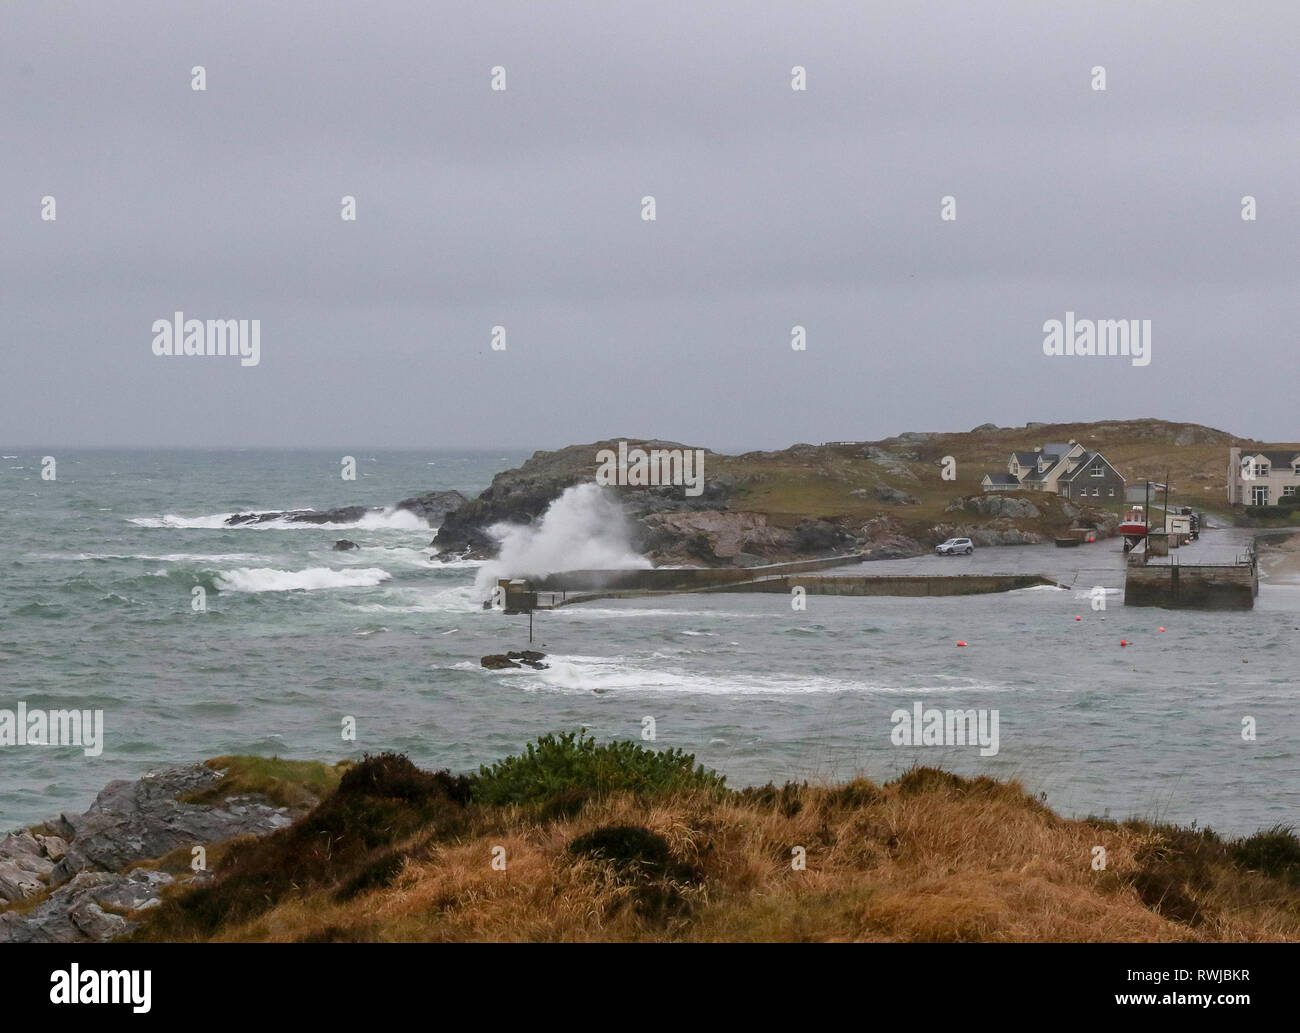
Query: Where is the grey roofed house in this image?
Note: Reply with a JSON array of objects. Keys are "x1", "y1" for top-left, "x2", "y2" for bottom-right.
[
  {"x1": 1056, "y1": 451, "x2": 1126, "y2": 501},
  {"x1": 983, "y1": 440, "x2": 1125, "y2": 498}
]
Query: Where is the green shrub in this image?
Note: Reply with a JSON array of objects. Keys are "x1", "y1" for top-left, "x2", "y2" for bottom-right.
[
  {"x1": 1231, "y1": 825, "x2": 1300, "y2": 879},
  {"x1": 1244, "y1": 503, "x2": 1296, "y2": 518},
  {"x1": 473, "y1": 731, "x2": 727, "y2": 806}
]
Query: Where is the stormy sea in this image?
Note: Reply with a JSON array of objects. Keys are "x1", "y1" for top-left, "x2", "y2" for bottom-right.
[{"x1": 2, "y1": 449, "x2": 1296, "y2": 834}]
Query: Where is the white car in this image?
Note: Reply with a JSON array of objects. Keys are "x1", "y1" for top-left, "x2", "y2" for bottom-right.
[{"x1": 936, "y1": 537, "x2": 974, "y2": 556}]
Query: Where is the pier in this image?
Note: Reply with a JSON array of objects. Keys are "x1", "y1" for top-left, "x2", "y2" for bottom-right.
[
  {"x1": 494, "y1": 526, "x2": 1296, "y2": 613},
  {"x1": 503, "y1": 552, "x2": 1067, "y2": 610},
  {"x1": 1122, "y1": 529, "x2": 1265, "y2": 610}
]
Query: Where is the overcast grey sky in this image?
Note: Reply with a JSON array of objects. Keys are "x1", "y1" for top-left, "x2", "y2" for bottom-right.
[{"x1": 3, "y1": 1, "x2": 1297, "y2": 451}]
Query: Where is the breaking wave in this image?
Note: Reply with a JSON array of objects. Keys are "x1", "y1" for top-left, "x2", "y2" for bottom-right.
[
  {"x1": 129, "y1": 507, "x2": 426, "y2": 530},
  {"x1": 213, "y1": 566, "x2": 392, "y2": 593},
  {"x1": 475, "y1": 483, "x2": 649, "y2": 594}
]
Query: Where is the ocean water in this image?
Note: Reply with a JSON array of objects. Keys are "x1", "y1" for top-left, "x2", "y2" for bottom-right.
[{"x1": 1, "y1": 450, "x2": 1297, "y2": 835}]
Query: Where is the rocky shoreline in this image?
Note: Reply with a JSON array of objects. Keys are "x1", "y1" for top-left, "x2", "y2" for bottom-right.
[
  {"x1": 0, "y1": 764, "x2": 314, "y2": 943},
  {"x1": 226, "y1": 489, "x2": 467, "y2": 528}
]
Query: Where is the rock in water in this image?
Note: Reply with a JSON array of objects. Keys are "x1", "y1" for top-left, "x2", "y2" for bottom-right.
[
  {"x1": 480, "y1": 651, "x2": 549, "y2": 671},
  {"x1": 394, "y1": 490, "x2": 469, "y2": 525},
  {"x1": 226, "y1": 505, "x2": 369, "y2": 526},
  {"x1": 333, "y1": 539, "x2": 359, "y2": 551},
  {"x1": 225, "y1": 489, "x2": 467, "y2": 530}
]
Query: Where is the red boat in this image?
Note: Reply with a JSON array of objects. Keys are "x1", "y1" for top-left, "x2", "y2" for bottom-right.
[{"x1": 1118, "y1": 505, "x2": 1148, "y2": 552}]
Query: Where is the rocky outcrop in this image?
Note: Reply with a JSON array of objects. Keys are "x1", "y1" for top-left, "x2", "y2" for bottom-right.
[
  {"x1": 433, "y1": 440, "x2": 729, "y2": 559},
  {"x1": 946, "y1": 495, "x2": 1042, "y2": 520},
  {"x1": 854, "y1": 516, "x2": 926, "y2": 559},
  {"x1": 394, "y1": 490, "x2": 470, "y2": 525},
  {"x1": 853, "y1": 484, "x2": 918, "y2": 506},
  {"x1": 635, "y1": 511, "x2": 859, "y2": 566},
  {"x1": 226, "y1": 506, "x2": 368, "y2": 526},
  {"x1": 226, "y1": 490, "x2": 467, "y2": 530},
  {"x1": 0, "y1": 868, "x2": 175, "y2": 944},
  {"x1": 333, "y1": 539, "x2": 359, "y2": 551},
  {"x1": 856, "y1": 445, "x2": 920, "y2": 480},
  {"x1": 930, "y1": 522, "x2": 1047, "y2": 546},
  {"x1": 481, "y1": 650, "x2": 548, "y2": 671},
  {"x1": 0, "y1": 763, "x2": 309, "y2": 943}
]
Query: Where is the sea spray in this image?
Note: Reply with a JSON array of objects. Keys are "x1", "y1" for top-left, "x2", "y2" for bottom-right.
[
  {"x1": 214, "y1": 567, "x2": 392, "y2": 592},
  {"x1": 475, "y1": 483, "x2": 650, "y2": 594}
]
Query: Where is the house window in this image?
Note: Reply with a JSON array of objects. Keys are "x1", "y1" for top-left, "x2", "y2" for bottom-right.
[
  {"x1": 1257, "y1": 464, "x2": 1270, "y2": 477},
  {"x1": 1253, "y1": 485, "x2": 1270, "y2": 505},
  {"x1": 1284, "y1": 486, "x2": 1296, "y2": 497},
  {"x1": 1092, "y1": 488, "x2": 1100, "y2": 496},
  {"x1": 1091, "y1": 465, "x2": 1103, "y2": 477},
  {"x1": 1108, "y1": 487, "x2": 1115, "y2": 496}
]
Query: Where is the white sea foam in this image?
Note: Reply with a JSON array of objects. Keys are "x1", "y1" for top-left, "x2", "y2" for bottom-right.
[
  {"x1": 129, "y1": 507, "x2": 426, "y2": 531},
  {"x1": 474, "y1": 483, "x2": 649, "y2": 594},
  {"x1": 550, "y1": 606, "x2": 763, "y2": 619},
  {"x1": 35, "y1": 551, "x2": 272, "y2": 564},
  {"x1": 214, "y1": 566, "x2": 392, "y2": 593},
  {"x1": 494, "y1": 654, "x2": 1012, "y2": 697}
]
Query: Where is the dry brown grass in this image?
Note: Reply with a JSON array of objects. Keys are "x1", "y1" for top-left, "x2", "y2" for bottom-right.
[{"x1": 144, "y1": 767, "x2": 1300, "y2": 943}]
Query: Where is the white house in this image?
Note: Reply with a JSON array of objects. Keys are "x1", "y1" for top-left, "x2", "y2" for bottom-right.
[{"x1": 1226, "y1": 446, "x2": 1300, "y2": 506}]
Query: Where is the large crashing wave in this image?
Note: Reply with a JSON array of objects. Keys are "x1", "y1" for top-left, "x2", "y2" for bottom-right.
[
  {"x1": 214, "y1": 566, "x2": 392, "y2": 592},
  {"x1": 474, "y1": 483, "x2": 649, "y2": 594}
]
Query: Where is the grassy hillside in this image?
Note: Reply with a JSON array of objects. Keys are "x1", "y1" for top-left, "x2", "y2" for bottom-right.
[
  {"x1": 435, "y1": 419, "x2": 1272, "y2": 565},
  {"x1": 710, "y1": 418, "x2": 1247, "y2": 534},
  {"x1": 129, "y1": 739, "x2": 1300, "y2": 943}
]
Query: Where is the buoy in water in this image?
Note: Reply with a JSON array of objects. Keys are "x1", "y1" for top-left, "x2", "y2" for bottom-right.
[
  {"x1": 1075, "y1": 616, "x2": 1082, "y2": 621},
  {"x1": 956, "y1": 641, "x2": 967, "y2": 647},
  {"x1": 1120, "y1": 640, "x2": 1127, "y2": 646},
  {"x1": 1158, "y1": 627, "x2": 1165, "y2": 632}
]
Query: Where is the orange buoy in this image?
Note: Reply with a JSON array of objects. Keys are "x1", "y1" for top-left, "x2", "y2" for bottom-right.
[
  {"x1": 956, "y1": 641, "x2": 967, "y2": 647},
  {"x1": 1075, "y1": 616, "x2": 1082, "y2": 621},
  {"x1": 1120, "y1": 640, "x2": 1127, "y2": 646},
  {"x1": 1158, "y1": 627, "x2": 1165, "y2": 632}
]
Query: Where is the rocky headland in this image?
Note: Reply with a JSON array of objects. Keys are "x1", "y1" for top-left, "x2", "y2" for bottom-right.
[{"x1": 430, "y1": 419, "x2": 1232, "y2": 568}]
